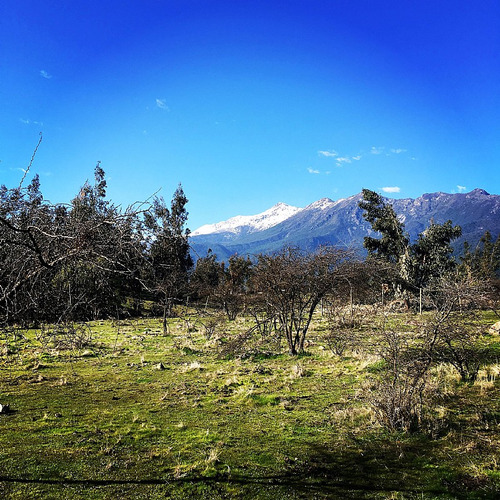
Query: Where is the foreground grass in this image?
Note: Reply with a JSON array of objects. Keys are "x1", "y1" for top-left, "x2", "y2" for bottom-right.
[{"x1": 1, "y1": 312, "x2": 499, "y2": 499}]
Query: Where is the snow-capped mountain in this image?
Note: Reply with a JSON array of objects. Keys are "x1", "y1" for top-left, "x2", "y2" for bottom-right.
[
  {"x1": 190, "y1": 189, "x2": 500, "y2": 260},
  {"x1": 192, "y1": 202, "x2": 301, "y2": 236}
]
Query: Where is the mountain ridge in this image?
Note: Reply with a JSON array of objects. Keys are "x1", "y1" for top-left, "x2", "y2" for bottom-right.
[
  {"x1": 192, "y1": 201, "x2": 302, "y2": 237},
  {"x1": 190, "y1": 189, "x2": 500, "y2": 260}
]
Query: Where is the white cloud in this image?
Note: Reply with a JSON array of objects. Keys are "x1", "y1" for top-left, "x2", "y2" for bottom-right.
[
  {"x1": 336, "y1": 157, "x2": 352, "y2": 166},
  {"x1": 457, "y1": 185, "x2": 467, "y2": 192},
  {"x1": 370, "y1": 146, "x2": 384, "y2": 155},
  {"x1": 318, "y1": 149, "x2": 362, "y2": 166},
  {"x1": 390, "y1": 148, "x2": 407, "y2": 154},
  {"x1": 318, "y1": 150, "x2": 338, "y2": 157},
  {"x1": 40, "y1": 70, "x2": 52, "y2": 79},
  {"x1": 156, "y1": 98, "x2": 169, "y2": 110},
  {"x1": 307, "y1": 167, "x2": 320, "y2": 174},
  {"x1": 381, "y1": 186, "x2": 401, "y2": 193},
  {"x1": 20, "y1": 118, "x2": 30, "y2": 125}
]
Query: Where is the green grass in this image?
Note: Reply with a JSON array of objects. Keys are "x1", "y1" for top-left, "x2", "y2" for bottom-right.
[{"x1": 1, "y1": 311, "x2": 499, "y2": 498}]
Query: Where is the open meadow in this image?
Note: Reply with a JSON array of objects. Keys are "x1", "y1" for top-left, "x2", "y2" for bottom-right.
[
  {"x1": 1, "y1": 309, "x2": 500, "y2": 499},
  {"x1": 3, "y1": 3, "x2": 500, "y2": 498}
]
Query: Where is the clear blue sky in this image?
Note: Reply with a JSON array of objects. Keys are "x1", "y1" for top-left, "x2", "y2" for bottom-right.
[{"x1": 1, "y1": 0, "x2": 499, "y2": 230}]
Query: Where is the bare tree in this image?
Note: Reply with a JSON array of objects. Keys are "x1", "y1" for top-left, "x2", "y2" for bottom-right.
[
  {"x1": 425, "y1": 275, "x2": 490, "y2": 383},
  {"x1": 250, "y1": 246, "x2": 354, "y2": 355},
  {"x1": 1, "y1": 144, "x2": 150, "y2": 326}
]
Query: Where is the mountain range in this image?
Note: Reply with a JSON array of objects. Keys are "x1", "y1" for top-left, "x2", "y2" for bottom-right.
[{"x1": 190, "y1": 189, "x2": 500, "y2": 260}]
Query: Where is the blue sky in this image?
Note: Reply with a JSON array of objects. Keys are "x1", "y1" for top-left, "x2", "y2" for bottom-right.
[{"x1": 1, "y1": 0, "x2": 499, "y2": 230}]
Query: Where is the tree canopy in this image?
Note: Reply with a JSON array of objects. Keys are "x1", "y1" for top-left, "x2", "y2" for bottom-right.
[{"x1": 359, "y1": 188, "x2": 462, "y2": 296}]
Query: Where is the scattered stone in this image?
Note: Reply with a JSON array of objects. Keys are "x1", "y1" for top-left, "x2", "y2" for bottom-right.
[
  {"x1": 54, "y1": 413, "x2": 62, "y2": 418},
  {"x1": 0, "y1": 404, "x2": 11, "y2": 414},
  {"x1": 81, "y1": 350, "x2": 94, "y2": 357},
  {"x1": 156, "y1": 362, "x2": 166, "y2": 370},
  {"x1": 488, "y1": 321, "x2": 500, "y2": 335},
  {"x1": 280, "y1": 399, "x2": 294, "y2": 411}
]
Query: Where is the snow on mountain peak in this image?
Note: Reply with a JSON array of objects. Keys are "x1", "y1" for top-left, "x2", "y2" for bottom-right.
[
  {"x1": 192, "y1": 202, "x2": 301, "y2": 236},
  {"x1": 305, "y1": 198, "x2": 335, "y2": 210}
]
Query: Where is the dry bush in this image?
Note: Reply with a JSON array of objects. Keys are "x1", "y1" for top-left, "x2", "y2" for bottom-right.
[
  {"x1": 37, "y1": 322, "x2": 94, "y2": 350},
  {"x1": 433, "y1": 315, "x2": 484, "y2": 383},
  {"x1": 368, "y1": 330, "x2": 434, "y2": 433},
  {"x1": 322, "y1": 300, "x2": 375, "y2": 356},
  {"x1": 424, "y1": 276, "x2": 490, "y2": 383},
  {"x1": 324, "y1": 329, "x2": 356, "y2": 357},
  {"x1": 195, "y1": 310, "x2": 227, "y2": 340}
]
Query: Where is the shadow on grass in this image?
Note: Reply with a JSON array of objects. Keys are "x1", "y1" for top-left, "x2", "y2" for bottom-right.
[{"x1": 1, "y1": 438, "x2": 495, "y2": 498}]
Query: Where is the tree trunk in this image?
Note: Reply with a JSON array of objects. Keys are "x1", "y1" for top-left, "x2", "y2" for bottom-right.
[{"x1": 162, "y1": 303, "x2": 168, "y2": 335}]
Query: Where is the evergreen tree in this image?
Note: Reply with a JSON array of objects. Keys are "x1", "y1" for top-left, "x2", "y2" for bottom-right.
[
  {"x1": 190, "y1": 249, "x2": 222, "y2": 302},
  {"x1": 410, "y1": 220, "x2": 462, "y2": 288},
  {"x1": 461, "y1": 231, "x2": 500, "y2": 279},
  {"x1": 144, "y1": 185, "x2": 193, "y2": 331},
  {"x1": 475, "y1": 231, "x2": 497, "y2": 278},
  {"x1": 217, "y1": 254, "x2": 253, "y2": 320},
  {"x1": 359, "y1": 189, "x2": 462, "y2": 302},
  {"x1": 358, "y1": 189, "x2": 409, "y2": 264}
]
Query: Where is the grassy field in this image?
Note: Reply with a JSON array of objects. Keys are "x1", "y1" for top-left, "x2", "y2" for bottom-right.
[{"x1": 1, "y1": 310, "x2": 500, "y2": 499}]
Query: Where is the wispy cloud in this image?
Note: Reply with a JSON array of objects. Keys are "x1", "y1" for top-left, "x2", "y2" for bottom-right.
[
  {"x1": 19, "y1": 118, "x2": 43, "y2": 126},
  {"x1": 307, "y1": 167, "x2": 320, "y2": 174},
  {"x1": 336, "y1": 157, "x2": 352, "y2": 165},
  {"x1": 381, "y1": 186, "x2": 401, "y2": 193},
  {"x1": 336, "y1": 155, "x2": 362, "y2": 167},
  {"x1": 318, "y1": 148, "x2": 364, "y2": 167},
  {"x1": 318, "y1": 145, "x2": 410, "y2": 168},
  {"x1": 40, "y1": 70, "x2": 52, "y2": 79},
  {"x1": 318, "y1": 150, "x2": 338, "y2": 157},
  {"x1": 156, "y1": 98, "x2": 169, "y2": 110},
  {"x1": 457, "y1": 185, "x2": 467, "y2": 193}
]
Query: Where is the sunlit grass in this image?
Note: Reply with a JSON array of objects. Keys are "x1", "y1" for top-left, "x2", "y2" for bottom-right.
[{"x1": 0, "y1": 311, "x2": 499, "y2": 498}]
